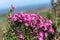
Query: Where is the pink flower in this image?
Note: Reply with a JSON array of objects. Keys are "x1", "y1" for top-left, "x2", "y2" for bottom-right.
[
  {"x1": 39, "y1": 22, "x2": 44, "y2": 28},
  {"x1": 24, "y1": 23, "x2": 29, "y2": 27},
  {"x1": 45, "y1": 23, "x2": 49, "y2": 26},
  {"x1": 30, "y1": 22, "x2": 33, "y2": 27},
  {"x1": 13, "y1": 16, "x2": 18, "y2": 21},
  {"x1": 15, "y1": 30, "x2": 25, "y2": 40},
  {"x1": 49, "y1": 20, "x2": 52, "y2": 24},
  {"x1": 31, "y1": 16, "x2": 35, "y2": 20},
  {"x1": 37, "y1": 14, "x2": 43, "y2": 22},
  {"x1": 23, "y1": 14, "x2": 31, "y2": 22},
  {"x1": 29, "y1": 20, "x2": 37, "y2": 28},
  {"x1": 8, "y1": 16, "x2": 12, "y2": 20},
  {"x1": 44, "y1": 26, "x2": 48, "y2": 31},
  {"x1": 30, "y1": 14, "x2": 37, "y2": 17},
  {"x1": 38, "y1": 32, "x2": 44, "y2": 40},
  {"x1": 39, "y1": 31, "x2": 44, "y2": 38},
  {"x1": 13, "y1": 13, "x2": 18, "y2": 21},
  {"x1": 49, "y1": 26, "x2": 54, "y2": 34},
  {"x1": 19, "y1": 34, "x2": 25, "y2": 40},
  {"x1": 18, "y1": 13, "x2": 23, "y2": 23},
  {"x1": 38, "y1": 37, "x2": 43, "y2": 40},
  {"x1": 33, "y1": 27, "x2": 38, "y2": 33},
  {"x1": 19, "y1": 12, "x2": 24, "y2": 17},
  {"x1": 12, "y1": 5, "x2": 16, "y2": 9},
  {"x1": 39, "y1": 22, "x2": 47, "y2": 29},
  {"x1": 45, "y1": 18, "x2": 52, "y2": 25},
  {"x1": 45, "y1": 32, "x2": 48, "y2": 37},
  {"x1": 30, "y1": 14, "x2": 36, "y2": 20},
  {"x1": 18, "y1": 19, "x2": 23, "y2": 23}
]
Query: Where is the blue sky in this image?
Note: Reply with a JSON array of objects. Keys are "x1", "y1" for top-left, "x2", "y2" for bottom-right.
[{"x1": 0, "y1": 0, "x2": 57, "y2": 10}]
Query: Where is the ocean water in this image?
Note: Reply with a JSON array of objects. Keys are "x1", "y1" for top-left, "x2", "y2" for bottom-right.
[{"x1": 0, "y1": 3, "x2": 51, "y2": 15}]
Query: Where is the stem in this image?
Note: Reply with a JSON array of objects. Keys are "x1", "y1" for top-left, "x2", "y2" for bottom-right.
[{"x1": 55, "y1": 11, "x2": 57, "y2": 27}]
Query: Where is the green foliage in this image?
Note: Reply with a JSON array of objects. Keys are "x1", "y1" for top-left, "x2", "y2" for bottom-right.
[
  {"x1": 4, "y1": 22, "x2": 17, "y2": 40},
  {"x1": 4, "y1": 21, "x2": 35, "y2": 40},
  {"x1": 57, "y1": 17, "x2": 60, "y2": 28},
  {"x1": 46, "y1": 12, "x2": 53, "y2": 20}
]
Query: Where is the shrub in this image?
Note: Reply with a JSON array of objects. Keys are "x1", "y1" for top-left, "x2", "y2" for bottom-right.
[
  {"x1": 4, "y1": 6, "x2": 56, "y2": 40},
  {"x1": 4, "y1": 12, "x2": 57, "y2": 40}
]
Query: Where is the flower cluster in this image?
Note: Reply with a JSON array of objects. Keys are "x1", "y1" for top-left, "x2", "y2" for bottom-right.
[{"x1": 8, "y1": 12, "x2": 55, "y2": 40}]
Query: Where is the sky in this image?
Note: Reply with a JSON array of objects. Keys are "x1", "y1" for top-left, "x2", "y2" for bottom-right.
[{"x1": 0, "y1": 0, "x2": 57, "y2": 10}]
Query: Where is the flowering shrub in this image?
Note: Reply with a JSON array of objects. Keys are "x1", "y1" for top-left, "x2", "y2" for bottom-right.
[
  {"x1": 4, "y1": 6, "x2": 57, "y2": 40},
  {"x1": 4, "y1": 11, "x2": 56, "y2": 40}
]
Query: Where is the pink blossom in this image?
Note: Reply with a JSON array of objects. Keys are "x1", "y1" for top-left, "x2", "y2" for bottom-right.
[
  {"x1": 23, "y1": 14, "x2": 31, "y2": 22},
  {"x1": 48, "y1": 20, "x2": 52, "y2": 24},
  {"x1": 39, "y1": 31, "x2": 44, "y2": 38},
  {"x1": 8, "y1": 16, "x2": 12, "y2": 20},
  {"x1": 38, "y1": 37, "x2": 43, "y2": 40},
  {"x1": 45, "y1": 32, "x2": 48, "y2": 37},
  {"x1": 39, "y1": 21, "x2": 44, "y2": 28},
  {"x1": 38, "y1": 31, "x2": 44, "y2": 40},
  {"x1": 30, "y1": 14, "x2": 37, "y2": 17},
  {"x1": 24, "y1": 23, "x2": 29, "y2": 27},
  {"x1": 18, "y1": 20, "x2": 23, "y2": 23},
  {"x1": 31, "y1": 16, "x2": 35, "y2": 20},
  {"x1": 19, "y1": 12, "x2": 25, "y2": 17},
  {"x1": 44, "y1": 26, "x2": 48, "y2": 31},
  {"x1": 45, "y1": 18, "x2": 52, "y2": 25},
  {"x1": 19, "y1": 34, "x2": 25, "y2": 40},
  {"x1": 13, "y1": 16, "x2": 18, "y2": 21},
  {"x1": 12, "y1": 5, "x2": 16, "y2": 9},
  {"x1": 18, "y1": 13, "x2": 23, "y2": 23},
  {"x1": 39, "y1": 22, "x2": 47, "y2": 30},
  {"x1": 45, "y1": 23, "x2": 49, "y2": 26},
  {"x1": 29, "y1": 20, "x2": 37, "y2": 28},
  {"x1": 16, "y1": 30, "x2": 25, "y2": 40},
  {"x1": 33, "y1": 27, "x2": 38, "y2": 33},
  {"x1": 49, "y1": 26, "x2": 54, "y2": 34},
  {"x1": 30, "y1": 22, "x2": 33, "y2": 27},
  {"x1": 37, "y1": 14, "x2": 43, "y2": 22},
  {"x1": 13, "y1": 13, "x2": 18, "y2": 21}
]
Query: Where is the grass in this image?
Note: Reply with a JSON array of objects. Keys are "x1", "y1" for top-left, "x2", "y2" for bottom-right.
[
  {"x1": 39, "y1": 12, "x2": 48, "y2": 17},
  {"x1": 0, "y1": 16, "x2": 7, "y2": 22}
]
